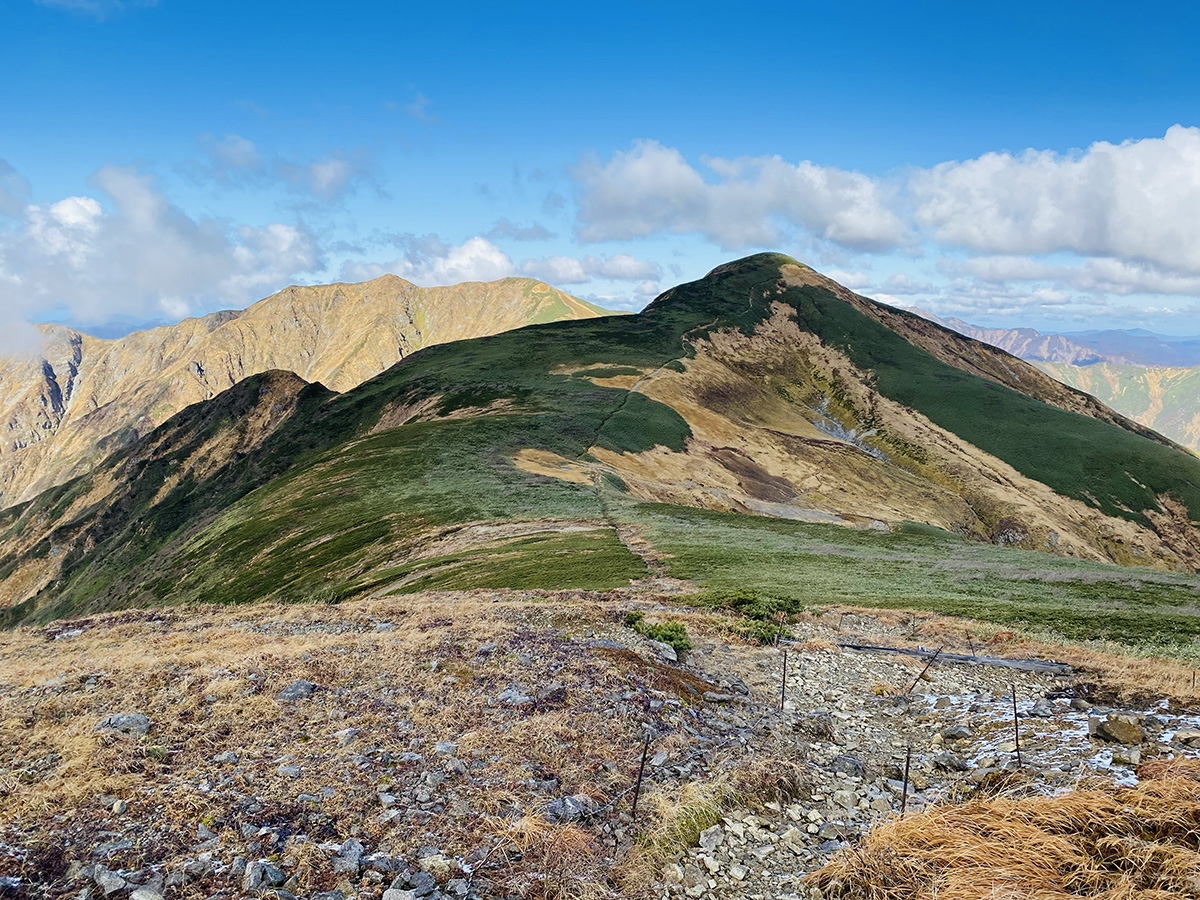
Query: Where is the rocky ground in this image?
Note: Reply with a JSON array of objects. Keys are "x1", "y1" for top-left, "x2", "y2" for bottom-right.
[{"x1": 0, "y1": 594, "x2": 1196, "y2": 900}]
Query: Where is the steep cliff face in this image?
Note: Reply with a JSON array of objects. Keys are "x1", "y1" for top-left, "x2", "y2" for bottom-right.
[{"x1": 0, "y1": 274, "x2": 611, "y2": 506}]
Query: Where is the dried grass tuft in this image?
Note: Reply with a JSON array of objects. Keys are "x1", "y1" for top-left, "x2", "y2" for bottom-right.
[{"x1": 809, "y1": 768, "x2": 1200, "y2": 899}]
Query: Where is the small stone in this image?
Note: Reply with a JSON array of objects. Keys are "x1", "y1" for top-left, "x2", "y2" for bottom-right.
[
  {"x1": 335, "y1": 727, "x2": 361, "y2": 747},
  {"x1": 1027, "y1": 698, "x2": 1055, "y2": 718},
  {"x1": 93, "y1": 865, "x2": 127, "y2": 896},
  {"x1": 276, "y1": 679, "x2": 317, "y2": 702},
  {"x1": 497, "y1": 685, "x2": 533, "y2": 706},
  {"x1": 111, "y1": 800, "x2": 127, "y2": 814},
  {"x1": 243, "y1": 860, "x2": 287, "y2": 891},
  {"x1": 1171, "y1": 727, "x2": 1200, "y2": 748},
  {"x1": 729, "y1": 863, "x2": 748, "y2": 881},
  {"x1": 698, "y1": 824, "x2": 724, "y2": 852},
  {"x1": 383, "y1": 891, "x2": 417, "y2": 900},
  {"x1": 646, "y1": 639, "x2": 678, "y2": 662},
  {"x1": 94, "y1": 713, "x2": 150, "y2": 737},
  {"x1": 277, "y1": 765, "x2": 301, "y2": 778},
  {"x1": 941, "y1": 724, "x2": 973, "y2": 741},
  {"x1": 1093, "y1": 714, "x2": 1145, "y2": 745},
  {"x1": 332, "y1": 838, "x2": 365, "y2": 874},
  {"x1": 434, "y1": 741, "x2": 458, "y2": 756},
  {"x1": 213, "y1": 750, "x2": 240, "y2": 764},
  {"x1": 130, "y1": 889, "x2": 165, "y2": 900}
]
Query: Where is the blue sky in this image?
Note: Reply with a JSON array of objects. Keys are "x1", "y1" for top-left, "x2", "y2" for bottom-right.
[{"x1": 3, "y1": 0, "x2": 1200, "y2": 345}]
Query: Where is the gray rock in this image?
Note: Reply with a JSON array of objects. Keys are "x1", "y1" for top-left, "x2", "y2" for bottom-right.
[
  {"x1": 276, "y1": 679, "x2": 317, "y2": 701},
  {"x1": 536, "y1": 682, "x2": 566, "y2": 703},
  {"x1": 313, "y1": 892, "x2": 347, "y2": 900},
  {"x1": 331, "y1": 838, "x2": 365, "y2": 874},
  {"x1": 92, "y1": 865, "x2": 127, "y2": 896},
  {"x1": 1091, "y1": 714, "x2": 1145, "y2": 744},
  {"x1": 831, "y1": 754, "x2": 865, "y2": 778},
  {"x1": 543, "y1": 793, "x2": 597, "y2": 823},
  {"x1": 498, "y1": 685, "x2": 533, "y2": 706},
  {"x1": 243, "y1": 859, "x2": 287, "y2": 891},
  {"x1": 646, "y1": 639, "x2": 677, "y2": 662},
  {"x1": 931, "y1": 751, "x2": 970, "y2": 772},
  {"x1": 698, "y1": 824, "x2": 724, "y2": 852},
  {"x1": 434, "y1": 741, "x2": 458, "y2": 755},
  {"x1": 476, "y1": 642, "x2": 497, "y2": 655},
  {"x1": 129, "y1": 889, "x2": 165, "y2": 900},
  {"x1": 277, "y1": 765, "x2": 301, "y2": 778},
  {"x1": 384, "y1": 891, "x2": 417, "y2": 900},
  {"x1": 94, "y1": 713, "x2": 150, "y2": 737},
  {"x1": 410, "y1": 870, "x2": 438, "y2": 897},
  {"x1": 941, "y1": 724, "x2": 974, "y2": 740},
  {"x1": 212, "y1": 750, "x2": 240, "y2": 764},
  {"x1": 1027, "y1": 698, "x2": 1055, "y2": 718},
  {"x1": 1172, "y1": 727, "x2": 1200, "y2": 748}
]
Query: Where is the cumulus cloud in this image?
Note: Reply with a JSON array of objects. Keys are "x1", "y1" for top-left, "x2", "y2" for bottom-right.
[
  {"x1": 519, "y1": 253, "x2": 661, "y2": 285},
  {"x1": 0, "y1": 162, "x2": 322, "y2": 347},
  {"x1": 340, "y1": 235, "x2": 516, "y2": 285},
  {"x1": 574, "y1": 139, "x2": 910, "y2": 251},
  {"x1": 913, "y1": 126, "x2": 1200, "y2": 274},
  {"x1": 194, "y1": 135, "x2": 371, "y2": 201}
]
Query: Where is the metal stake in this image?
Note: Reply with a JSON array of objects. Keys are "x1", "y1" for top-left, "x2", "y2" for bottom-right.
[
  {"x1": 1011, "y1": 684, "x2": 1022, "y2": 767},
  {"x1": 907, "y1": 647, "x2": 943, "y2": 695},
  {"x1": 779, "y1": 649, "x2": 788, "y2": 711},
  {"x1": 630, "y1": 732, "x2": 651, "y2": 822},
  {"x1": 900, "y1": 745, "x2": 912, "y2": 817}
]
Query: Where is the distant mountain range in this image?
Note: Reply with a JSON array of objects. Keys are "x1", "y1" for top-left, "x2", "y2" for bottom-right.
[
  {"x1": 906, "y1": 309, "x2": 1200, "y2": 452},
  {"x1": 3, "y1": 254, "x2": 1198, "y2": 623},
  {"x1": 0, "y1": 275, "x2": 610, "y2": 507}
]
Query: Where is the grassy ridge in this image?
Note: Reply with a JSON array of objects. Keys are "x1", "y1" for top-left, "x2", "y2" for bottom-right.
[
  {"x1": 4, "y1": 253, "x2": 1200, "y2": 633},
  {"x1": 634, "y1": 502, "x2": 1200, "y2": 653}
]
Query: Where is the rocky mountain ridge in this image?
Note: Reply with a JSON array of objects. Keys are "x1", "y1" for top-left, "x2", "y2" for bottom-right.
[{"x1": 0, "y1": 275, "x2": 609, "y2": 507}]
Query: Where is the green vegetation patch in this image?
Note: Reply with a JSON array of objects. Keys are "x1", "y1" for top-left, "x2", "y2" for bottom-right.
[{"x1": 632, "y1": 502, "x2": 1200, "y2": 656}]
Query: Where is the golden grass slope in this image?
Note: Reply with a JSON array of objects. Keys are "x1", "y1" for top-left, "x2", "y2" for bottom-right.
[
  {"x1": 809, "y1": 762, "x2": 1200, "y2": 899},
  {"x1": 0, "y1": 275, "x2": 610, "y2": 507}
]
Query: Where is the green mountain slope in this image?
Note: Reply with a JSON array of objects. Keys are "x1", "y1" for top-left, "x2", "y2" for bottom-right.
[{"x1": 2, "y1": 254, "x2": 1199, "y2": 627}]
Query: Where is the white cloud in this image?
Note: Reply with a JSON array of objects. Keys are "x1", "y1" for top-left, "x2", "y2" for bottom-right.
[
  {"x1": 913, "y1": 126, "x2": 1200, "y2": 274},
  {"x1": 519, "y1": 253, "x2": 661, "y2": 284},
  {"x1": 0, "y1": 162, "x2": 322, "y2": 341},
  {"x1": 574, "y1": 139, "x2": 909, "y2": 251},
  {"x1": 340, "y1": 236, "x2": 516, "y2": 285}
]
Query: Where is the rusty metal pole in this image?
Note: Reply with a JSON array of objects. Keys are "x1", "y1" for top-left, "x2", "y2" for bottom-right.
[
  {"x1": 630, "y1": 732, "x2": 651, "y2": 822},
  {"x1": 900, "y1": 745, "x2": 912, "y2": 817},
  {"x1": 1011, "y1": 684, "x2": 1022, "y2": 767},
  {"x1": 779, "y1": 649, "x2": 788, "y2": 711}
]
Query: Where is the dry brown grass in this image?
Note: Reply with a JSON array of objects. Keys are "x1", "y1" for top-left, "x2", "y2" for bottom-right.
[
  {"x1": 809, "y1": 767, "x2": 1200, "y2": 899},
  {"x1": 823, "y1": 605, "x2": 1200, "y2": 707}
]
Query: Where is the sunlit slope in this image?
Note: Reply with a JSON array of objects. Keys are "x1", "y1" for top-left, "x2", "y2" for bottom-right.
[
  {"x1": 2, "y1": 253, "x2": 1199, "y2": 623},
  {"x1": 0, "y1": 275, "x2": 612, "y2": 507},
  {"x1": 1037, "y1": 360, "x2": 1200, "y2": 454}
]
